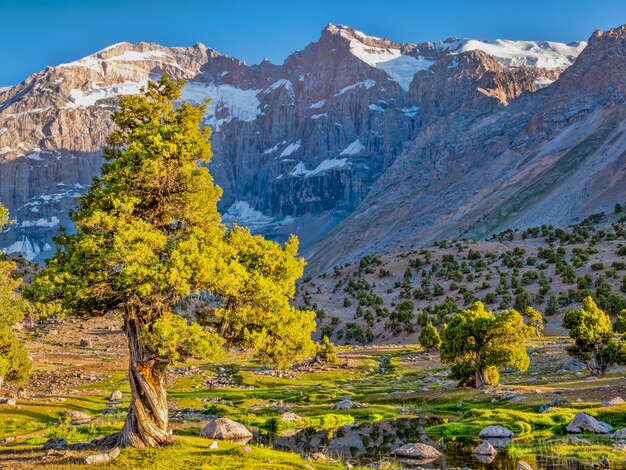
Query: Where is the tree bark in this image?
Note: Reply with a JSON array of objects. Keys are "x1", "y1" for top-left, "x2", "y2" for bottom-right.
[
  {"x1": 99, "y1": 315, "x2": 172, "y2": 448},
  {"x1": 475, "y1": 367, "x2": 494, "y2": 389}
]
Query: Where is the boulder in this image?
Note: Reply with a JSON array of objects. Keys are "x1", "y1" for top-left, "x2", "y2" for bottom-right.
[
  {"x1": 108, "y1": 390, "x2": 123, "y2": 401},
  {"x1": 517, "y1": 461, "x2": 533, "y2": 470},
  {"x1": 566, "y1": 412, "x2": 612, "y2": 434},
  {"x1": 331, "y1": 398, "x2": 361, "y2": 410},
  {"x1": 200, "y1": 418, "x2": 252, "y2": 440},
  {"x1": 79, "y1": 338, "x2": 92, "y2": 347},
  {"x1": 391, "y1": 442, "x2": 442, "y2": 460},
  {"x1": 209, "y1": 441, "x2": 218, "y2": 449},
  {"x1": 43, "y1": 438, "x2": 68, "y2": 450},
  {"x1": 479, "y1": 425, "x2": 514, "y2": 439},
  {"x1": 67, "y1": 411, "x2": 92, "y2": 425},
  {"x1": 279, "y1": 412, "x2": 303, "y2": 423},
  {"x1": 601, "y1": 397, "x2": 625, "y2": 407},
  {"x1": 590, "y1": 458, "x2": 610, "y2": 469},
  {"x1": 84, "y1": 447, "x2": 120, "y2": 465},
  {"x1": 474, "y1": 441, "x2": 497, "y2": 456},
  {"x1": 564, "y1": 359, "x2": 586, "y2": 371},
  {"x1": 612, "y1": 427, "x2": 626, "y2": 438}
]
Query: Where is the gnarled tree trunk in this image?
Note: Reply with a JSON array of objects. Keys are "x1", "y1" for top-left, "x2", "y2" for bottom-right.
[
  {"x1": 99, "y1": 315, "x2": 172, "y2": 448},
  {"x1": 475, "y1": 367, "x2": 494, "y2": 389}
]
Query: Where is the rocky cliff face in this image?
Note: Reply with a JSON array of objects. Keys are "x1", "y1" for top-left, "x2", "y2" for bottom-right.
[
  {"x1": 307, "y1": 25, "x2": 626, "y2": 272},
  {"x1": 0, "y1": 23, "x2": 603, "y2": 266}
]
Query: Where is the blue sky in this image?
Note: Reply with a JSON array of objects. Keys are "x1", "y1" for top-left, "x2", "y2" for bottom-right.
[{"x1": 1, "y1": 0, "x2": 625, "y2": 86}]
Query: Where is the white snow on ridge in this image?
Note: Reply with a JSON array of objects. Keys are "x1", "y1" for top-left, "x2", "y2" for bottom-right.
[
  {"x1": 444, "y1": 38, "x2": 587, "y2": 69},
  {"x1": 368, "y1": 104, "x2": 384, "y2": 112},
  {"x1": 20, "y1": 217, "x2": 60, "y2": 228},
  {"x1": 68, "y1": 81, "x2": 148, "y2": 108},
  {"x1": 222, "y1": 201, "x2": 293, "y2": 230},
  {"x1": 349, "y1": 40, "x2": 434, "y2": 90},
  {"x1": 266, "y1": 79, "x2": 293, "y2": 92},
  {"x1": 280, "y1": 140, "x2": 301, "y2": 158},
  {"x1": 336, "y1": 80, "x2": 376, "y2": 96},
  {"x1": 310, "y1": 99, "x2": 325, "y2": 109},
  {"x1": 181, "y1": 81, "x2": 262, "y2": 130},
  {"x1": 5, "y1": 236, "x2": 50, "y2": 261},
  {"x1": 340, "y1": 139, "x2": 366, "y2": 156},
  {"x1": 288, "y1": 158, "x2": 348, "y2": 177}
]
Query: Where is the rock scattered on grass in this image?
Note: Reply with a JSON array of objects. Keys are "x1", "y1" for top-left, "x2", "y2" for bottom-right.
[
  {"x1": 566, "y1": 412, "x2": 612, "y2": 434},
  {"x1": 84, "y1": 447, "x2": 120, "y2": 465},
  {"x1": 199, "y1": 417, "x2": 253, "y2": 440},
  {"x1": 601, "y1": 397, "x2": 625, "y2": 407},
  {"x1": 474, "y1": 441, "x2": 497, "y2": 456},
  {"x1": 66, "y1": 411, "x2": 92, "y2": 425},
  {"x1": 108, "y1": 390, "x2": 123, "y2": 401},
  {"x1": 479, "y1": 425, "x2": 514, "y2": 439}
]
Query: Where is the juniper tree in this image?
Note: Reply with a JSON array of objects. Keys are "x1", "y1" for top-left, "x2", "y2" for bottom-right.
[
  {"x1": 0, "y1": 206, "x2": 31, "y2": 386},
  {"x1": 440, "y1": 301, "x2": 531, "y2": 388},
  {"x1": 562, "y1": 296, "x2": 626, "y2": 375},
  {"x1": 418, "y1": 322, "x2": 441, "y2": 350},
  {"x1": 27, "y1": 76, "x2": 315, "y2": 448}
]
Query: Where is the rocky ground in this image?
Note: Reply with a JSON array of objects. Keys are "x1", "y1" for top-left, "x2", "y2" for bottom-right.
[{"x1": 2, "y1": 315, "x2": 626, "y2": 468}]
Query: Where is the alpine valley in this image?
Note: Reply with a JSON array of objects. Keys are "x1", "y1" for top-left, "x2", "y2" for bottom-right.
[{"x1": 0, "y1": 23, "x2": 624, "y2": 271}]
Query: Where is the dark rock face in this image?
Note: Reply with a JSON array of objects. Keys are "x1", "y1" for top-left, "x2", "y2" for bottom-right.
[{"x1": 1, "y1": 23, "x2": 620, "y2": 269}]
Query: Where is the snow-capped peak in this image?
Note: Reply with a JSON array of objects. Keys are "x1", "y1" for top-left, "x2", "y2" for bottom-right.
[{"x1": 439, "y1": 38, "x2": 587, "y2": 69}]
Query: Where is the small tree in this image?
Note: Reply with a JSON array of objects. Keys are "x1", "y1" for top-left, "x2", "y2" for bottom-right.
[
  {"x1": 316, "y1": 335, "x2": 339, "y2": 364},
  {"x1": 27, "y1": 77, "x2": 315, "y2": 448},
  {"x1": 524, "y1": 307, "x2": 544, "y2": 336},
  {"x1": 440, "y1": 301, "x2": 531, "y2": 388},
  {"x1": 419, "y1": 322, "x2": 441, "y2": 350},
  {"x1": 545, "y1": 295, "x2": 560, "y2": 316},
  {"x1": 562, "y1": 296, "x2": 625, "y2": 375},
  {"x1": 0, "y1": 206, "x2": 31, "y2": 385}
]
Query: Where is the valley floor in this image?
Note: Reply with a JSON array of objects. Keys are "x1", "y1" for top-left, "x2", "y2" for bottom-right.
[{"x1": 1, "y1": 317, "x2": 626, "y2": 469}]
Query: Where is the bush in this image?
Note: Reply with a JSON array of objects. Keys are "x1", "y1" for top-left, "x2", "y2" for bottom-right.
[{"x1": 419, "y1": 323, "x2": 441, "y2": 350}]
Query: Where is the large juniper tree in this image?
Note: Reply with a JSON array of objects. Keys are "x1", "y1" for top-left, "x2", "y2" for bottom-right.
[
  {"x1": 440, "y1": 301, "x2": 531, "y2": 388},
  {"x1": 28, "y1": 76, "x2": 315, "y2": 448}
]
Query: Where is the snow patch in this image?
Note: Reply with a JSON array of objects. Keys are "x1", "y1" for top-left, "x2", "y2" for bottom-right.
[
  {"x1": 222, "y1": 201, "x2": 293, "y2": 230},
  {"x1": 340, "y1": 139, "x2": 366, "y2": 156},
  {"x1": 181, "y1": 81, "x2": 261, "y2": 130},
  {"x1": 336, "y1": 80, "x2": 376, "y2": 96},
  {"x1": 348, "y1": 38, "x2": 434, "y2": 91},
  {"x1": 280, "y1": 140, "x2": 301, "y2": 158},
  {"x1": 20, "y1": 217, "x2": 60, "y2": 228},
  {"x1": 442, "y1": 38, "x2": 587, "y2": 69},
  {"x1": 68, "y1": 81, "x2": 147, "y2": 108},
  {"x1": 288, "y1": 158, "x2": 348, "y2": 178},
  {"x1": 265, "y1": 79, "x2": 293, "y2": 92},
  {"x1": 400, "y1": 105, "x2": 420, "y2": 117},
  {"x1": 310, "y1": 100, "x2": 325, "y2": 109},
  {"x1": 368, "y1": 104, "x2": 384, "y2": 112},
  {"x1": 311, "y1": 113, "x2": 327, "y2": 120}
]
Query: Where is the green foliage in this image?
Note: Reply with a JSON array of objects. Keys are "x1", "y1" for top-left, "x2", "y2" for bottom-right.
[
  {"x1": 562, "y1": 296, "x2": 626, "y2": 375},
  {"x1": 418, "y1": 322, "x2": 441, "y2": 350},
  {"x1": 524, "y1": 307, "x2": 544, "y2": 337},
  {"x1": 315, "y1": 336, "x2": 340, "y2": 364},
  {"x1": 27, "y1": 76, "x2": 314, "y2": 369},
  {"x1": 0, "y1": 207, "x2": 31, "y2": 384},
  {"x1": 440, "y1": 301, "x2": 531, "y2": 388}
]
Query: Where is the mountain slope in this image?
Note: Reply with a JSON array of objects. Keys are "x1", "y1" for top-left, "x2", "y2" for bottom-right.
[{"x1": 0, "y1": 23, "x2": 610, "y2": 266}]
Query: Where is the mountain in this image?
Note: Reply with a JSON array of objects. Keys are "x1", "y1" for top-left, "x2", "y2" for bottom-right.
[{"x1": 0, "y1": 23, "x2": 620, "y2": 270}]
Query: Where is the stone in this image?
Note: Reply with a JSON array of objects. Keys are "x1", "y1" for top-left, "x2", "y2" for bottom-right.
[
  {"x1": 43, "y1": 438, "x2": 68, "y2": 450},
  {"x1": 67, "y1": 411, "x2": 92, "y2": 425},
  {"x1": 108, "y1": 390, "x2": 123, "y2": 401},
  {"x1": 279, "y1": 412, "x2": 303, "y2": 423},
  {"x1": 391, "y1": 442, "x2": 442, "y2": 459},
  {"x1": 209, "y1": 441, "x2": 218, "y2": 449},
  {"x1": 612, "y1": 427, "x2": 626, "y2": 438},
  {"x1": 479, "y1": 425, "x2": 514, "y2": 439},
  {"x1": 79, "y1": 338, "x2": 92, "y2": 347},
  {"x1": 566, "y1": 412, "x2": 612, "y2": 434},
  {"x1": 84, "y1": 447, "x2": 120, "y2": 465},
  {"x1": 474, "y1": 441, "x2": 497, "y2": 456},
  {"x1": 517, "y1": 460, "x2": 533, "y2": 470},
  {"x1": 331, "y1": 398, "x2": 362, "y2": 410},
  {"x1": 241, "y1": 445, "x2": 252, "y2": 453},
  {"x1": 564, "y1": 359, "x2": 586, "y2": 371},
  {"x1": 568, "y1": 435, "x2": 591, "y2": 444},
  {"x1": 590, "y1": 458, "x2": 610, "y2": 469},
  {"x1": 5, "y1": 397, "x2": 16, "y2": 406},
  {"x1": 310, "y1": 452, "x2": 327, "y2": 460},
  {"x1": 601, "y1": 397, "x2": 625, "y2": 407},
  {"x1": 200, "y1": 418, "x2": 253, "y2": 440},
  {"x1": 614, "y1": 442, "x2": 626, "y2": 451}
]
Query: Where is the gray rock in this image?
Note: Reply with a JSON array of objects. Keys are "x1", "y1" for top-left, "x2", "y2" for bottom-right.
[
  {"x1": 474, "y1": 441, "x2": 497, "y2": 456},
  {"x1": 331, "y1": 398, "x2": 361, "y2": 410},
  {"x1": 84, "y1": 447, "x2": 120, "y2": 465},
  {"x1": 566, "y1": 412, "x2": 613, "y2": 434},
  {"x1": 564, "y1": 359, "x2": 586, "y2": 371},
  {"x1": 391, "y1": 442, "x2": 442, "y2": 460},
  {"x1": 108, "y1": 390, "x2": 123, "y2": 401},
  {"x1": 67, "y1": 411, "x2": 92, "y2": 425},
  {"x1": 612, "y1": 427, "x2": 626, "y2": 438},
  {"x1": 279, "y1": 412, "x2": 303, "y2": 423},
  {"x1": 479, "y1": 425, "x2": 514, "y2": 439},
  {"x1": 601, "y1": 397, "x2": 625, "y2": 407},
  {"x1": 590, "y1": 458, "x2": 610, "y2": 469},
  {"x1": 517, "y1": 460, "x2": 533, "y2": 470},
  {"x1": 200, "y1": 418, "x2": 252, "y2": 440},
  {"x1": 43, "y1": 438, "x2": 68, "y2": 450}
]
